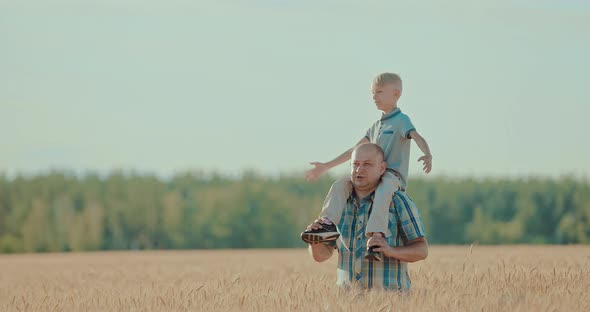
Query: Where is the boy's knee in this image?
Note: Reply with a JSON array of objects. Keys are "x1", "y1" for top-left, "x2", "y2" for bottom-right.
[
  {"x1": 332, "y1": 177, "x2": 352, "y2": 190},
  {"x1": 334, "y1": 176, "x2": 351, "y2": 185}
]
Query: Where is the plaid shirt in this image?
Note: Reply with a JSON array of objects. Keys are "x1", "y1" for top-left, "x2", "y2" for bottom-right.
[{"x1": 328, "y1": 190, "x2": 426, "y2": 291}]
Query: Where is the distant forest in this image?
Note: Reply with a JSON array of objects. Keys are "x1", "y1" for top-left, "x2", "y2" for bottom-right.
[{"x1": 1, "y1": 172, "x2": 589, "y2": 253}]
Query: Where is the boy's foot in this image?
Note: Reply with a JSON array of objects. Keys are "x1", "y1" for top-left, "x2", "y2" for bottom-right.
[
  {"x1": 301, "y1": 222, "x2": 340, "y2": 244},
  {"x1": 364, "y1": 246, "x2": 382, "y2": 262}
]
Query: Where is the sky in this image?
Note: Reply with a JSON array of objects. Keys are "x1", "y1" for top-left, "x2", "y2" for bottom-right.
[{"x1": 1, "y1": 0, "x2": 589, "y2": 179}]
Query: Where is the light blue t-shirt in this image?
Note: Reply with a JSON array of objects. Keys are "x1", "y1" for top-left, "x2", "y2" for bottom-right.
[{"x1": 364, "y1": 108, "x2": 415, "y2": 189}]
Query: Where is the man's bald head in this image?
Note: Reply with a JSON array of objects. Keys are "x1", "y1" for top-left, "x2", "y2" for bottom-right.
[
  {"x1": 353, "y1": 143, "x2": 385, "y2": 162},
  {"x1": 350, "y1": 143, "x2": 386, "y2": 194}
]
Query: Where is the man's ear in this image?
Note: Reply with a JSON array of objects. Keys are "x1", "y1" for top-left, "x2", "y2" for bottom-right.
[{"x1": 379, "y1": 161, "x2": 386, "y2": 175}]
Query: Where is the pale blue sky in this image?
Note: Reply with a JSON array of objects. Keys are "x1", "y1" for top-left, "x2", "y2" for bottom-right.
[{"x1": 1, "y1": 0, "x2": 589, "y2": 179}]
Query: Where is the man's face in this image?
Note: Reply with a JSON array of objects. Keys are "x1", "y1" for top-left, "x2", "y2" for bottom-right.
[
  {"x1": 350, "y1": 147, "x2": 386, "y2": 191},
  {"x1": 372, "y1": 83, "x2": 400, "y2": 113}
]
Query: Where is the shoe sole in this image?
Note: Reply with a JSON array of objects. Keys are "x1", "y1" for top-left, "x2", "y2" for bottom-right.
[
  {"x1": 300, "y1": 232, "x2": 340, "y2": 244},
  {"x1": 364, "y1": 254, "x2": 382, "y2": 262},
  {"x1": 364, "y1": 251, "x2": 382, "y2": 262}
]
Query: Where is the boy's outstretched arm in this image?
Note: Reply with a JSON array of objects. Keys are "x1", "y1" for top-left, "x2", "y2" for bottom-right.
[
  {"x1": 305, "y1": 137, "x2": 370, "y2": 181},
  {"x1": 409, "y1": 131, "x2": 433, "y2": 174}
]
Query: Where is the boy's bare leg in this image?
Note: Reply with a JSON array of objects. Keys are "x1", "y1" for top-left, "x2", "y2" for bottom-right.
[
  {"x1": 364, "y1": 171, "x2": 401, "y2": 261},
  {"x1": 319, "y1": 176, "x2": 353, "y2": 225},
  {"x1": 365, "y1": 171, "x2": 401, "y2": 237},
  {"x1": 301, "y1": 177, "x2": 352, "y2": 244}
]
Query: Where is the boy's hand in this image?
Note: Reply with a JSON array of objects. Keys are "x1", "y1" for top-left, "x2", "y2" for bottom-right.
[
  {"x1": 417, "y1": 155, "x2": 432, "y2": 174},
  {"x1": 305, "y1": 162, "x2": 328, "y2": 181}
]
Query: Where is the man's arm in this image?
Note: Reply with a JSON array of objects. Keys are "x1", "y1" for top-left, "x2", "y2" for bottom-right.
[
  {"x1": 305, "y1": 136, "x2": 370, "y2": 181},
  {"x1": 367, "y1": 236, "x2": 428, "y2": 263},
  {"x1": 308, "y1": 243, "x2": 335, "y2": 262},
  {"x1": 408, "y1": 130, "x2": 432, "y2": 174},
  {"x1": 305, "y1": 219, "x2": 335, "y2": 262}
]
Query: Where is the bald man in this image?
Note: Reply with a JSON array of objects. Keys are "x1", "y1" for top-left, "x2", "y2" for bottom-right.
[{"x1": 305, "y1": 143, "x2": 428, "y2": 291}]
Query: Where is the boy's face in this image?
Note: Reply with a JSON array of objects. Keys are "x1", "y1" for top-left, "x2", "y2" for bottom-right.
[{"x1": 372, "y1": 82, "x2": 400, "y2": 113}]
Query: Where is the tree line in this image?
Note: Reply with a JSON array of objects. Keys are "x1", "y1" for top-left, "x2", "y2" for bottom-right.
[{"x1": 0, "y1": 171, "x2": 588, "y2": 253}]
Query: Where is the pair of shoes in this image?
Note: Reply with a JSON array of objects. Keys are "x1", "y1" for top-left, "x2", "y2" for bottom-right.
[
  {"x1": 300, "y1": 222, "x2": 340, "y2": 244},
  {"x1": 364, "y1": 245, "x2": 383, "y2": 262}
]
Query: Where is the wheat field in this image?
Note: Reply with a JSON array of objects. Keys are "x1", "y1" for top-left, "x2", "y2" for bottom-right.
[{"x1": 1, "y1": 246, "x2": 589, "y2": 312}]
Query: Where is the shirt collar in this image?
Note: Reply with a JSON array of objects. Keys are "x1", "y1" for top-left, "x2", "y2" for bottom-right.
[
  {"x1": 381, "y1": 108, "x2": 401, "y2": 122},
  {"x1": 348, "y1": 190, "x2": 375, "y2": 208}
]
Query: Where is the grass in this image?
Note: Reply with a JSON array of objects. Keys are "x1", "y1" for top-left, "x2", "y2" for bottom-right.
[{"x1": 1, "y1": 245, "x2": 589, "y2": 311}]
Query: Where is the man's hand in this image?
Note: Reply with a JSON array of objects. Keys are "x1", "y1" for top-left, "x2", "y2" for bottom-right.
[
  {"x1": 305, "y1": 162, "x2": 329, "y2": 181},
  {"x1": 368, "y1": 236, "x2": 428, "y2": 262},
  {"x1": 367, "y1": 235, "x2": 394, "y2": 258},
  {"x1": 307, "y1": 218, "x2": 335, "y2": 262},
  {"x1": 417, "y1": 154, "x2": 432, "y2": 174},
  {"x1": 305, "y1": 219, "x2": 324, "y2": 233}
]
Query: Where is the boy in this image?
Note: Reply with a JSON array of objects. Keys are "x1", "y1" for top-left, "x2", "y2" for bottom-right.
[{"x1": 300, "y1": 73, "x2": 432, "y2": 261}]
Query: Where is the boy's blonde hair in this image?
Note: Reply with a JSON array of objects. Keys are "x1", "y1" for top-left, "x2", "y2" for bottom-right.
[{"x1": 372, "y1": 72, "x2": 403, "y2": 92}]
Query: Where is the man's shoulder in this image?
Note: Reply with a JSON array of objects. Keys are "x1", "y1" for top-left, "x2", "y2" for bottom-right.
[
  {"x1": 390, "y1": 191, "x2": 415, "y2": 208},
  {"x1": 392, "y1": 190, "x2": 412, "y2": 199}
]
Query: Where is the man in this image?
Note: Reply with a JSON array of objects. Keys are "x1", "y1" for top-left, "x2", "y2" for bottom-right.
[{"x1": 306, "y1": 143, "x2": 428, "y2": 291}]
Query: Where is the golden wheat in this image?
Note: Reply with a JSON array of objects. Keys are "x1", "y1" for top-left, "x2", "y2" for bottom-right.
[{"x1": 1, "y1": 246, "x2": 589, "y2": 311}]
